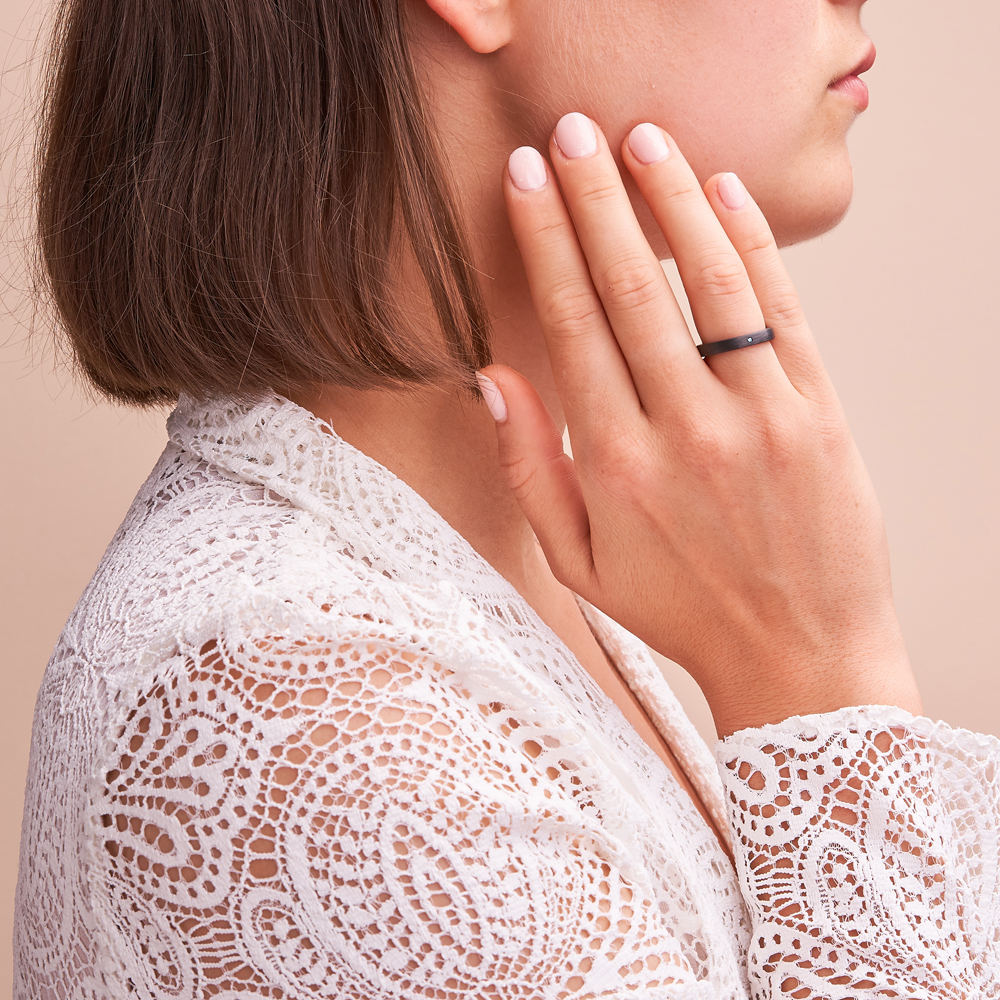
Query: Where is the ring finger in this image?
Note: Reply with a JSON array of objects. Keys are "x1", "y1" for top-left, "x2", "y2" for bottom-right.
[{"x1": 622, "y1": 123, "x2": 787, "y2": 391}]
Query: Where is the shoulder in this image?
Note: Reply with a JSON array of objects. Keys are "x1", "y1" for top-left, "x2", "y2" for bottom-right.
[{"x1": 59, "y1": 440, "x2": 442, "y2": 673}]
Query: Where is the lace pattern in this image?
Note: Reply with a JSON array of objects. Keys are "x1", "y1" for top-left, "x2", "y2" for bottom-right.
[
  {"x1": 13, "y1": 394, "x2": 1000, "y2": 999},
  {"x1": 720, "y1": 708, "x2": 1000, "y2": 997}
]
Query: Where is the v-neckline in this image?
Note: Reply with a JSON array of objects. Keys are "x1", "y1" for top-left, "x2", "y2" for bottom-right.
[
  {"x1": 169, "y1": 392, "x2": 732, "y2": 853},
  {"x1": 574, "y1": 597, "x2": 733, "y2": 857}
]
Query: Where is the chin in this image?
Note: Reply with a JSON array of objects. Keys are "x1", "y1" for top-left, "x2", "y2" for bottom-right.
[
  {"x1": 766, "y1": 187, "x2": 854, "y2": 249},
  {"x1": 762, "y1": 151, "x2": 856, "y2": 249}
]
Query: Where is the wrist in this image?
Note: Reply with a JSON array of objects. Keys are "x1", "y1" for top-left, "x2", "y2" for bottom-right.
[{"x1": 703, "y1": 646, "x2": 921, "y2": 740}]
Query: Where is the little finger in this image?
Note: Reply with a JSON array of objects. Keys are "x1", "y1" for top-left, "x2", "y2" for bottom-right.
[
  {"x1": 476, "y1": 365, "x2": 596, "y2": 593},
  {"x1": 705, "y1": 172, "x2": 836, "y2": 403}
]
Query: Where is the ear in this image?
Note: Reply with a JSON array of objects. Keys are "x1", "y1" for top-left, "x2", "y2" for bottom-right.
[{"x1": 421, "y1": 0, "x2": 512, "y2": 54}]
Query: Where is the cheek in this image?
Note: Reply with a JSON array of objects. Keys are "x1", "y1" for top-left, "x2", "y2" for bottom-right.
[
  {"x1": 625, "y1": 73, "x2": 855, "y2": 256},
  {"x1": 632, "y1": 45, "x2": 855, "y2": 248},
  {"x1": 630, "y1": 123, "x2": 855, "y2": 260},
  {"x1": 515, "y1": 0, "x2": 853, "y2": 247}
]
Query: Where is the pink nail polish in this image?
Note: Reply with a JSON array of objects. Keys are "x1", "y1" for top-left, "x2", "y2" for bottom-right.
[
  {"x1": 476, "y1": 373, "x2": 508, "y2": 422},
  {"x1": 554, "y1": 112, "x2": 598, "y2": 159},
  {"x1": 717, "y1": 172, "x2": 747, "y2": 211},
  {"x1": 508, "y1": 146, "x2": 547, "y2": 192},
  {"x1": 628, "y1": 123, "x2": 671, "y2": 165}
]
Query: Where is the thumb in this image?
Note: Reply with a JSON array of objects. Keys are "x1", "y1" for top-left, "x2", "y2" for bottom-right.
[{"x1": 477, "y1": 365, "x2": 594, "y2": 591}]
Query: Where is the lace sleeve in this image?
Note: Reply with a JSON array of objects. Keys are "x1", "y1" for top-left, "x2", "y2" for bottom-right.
[
  {"x1": 90, "y1": 630, "x2": 714, "y2": 999},
  {"x1": 717, "y1": 706, "x2": 1000, "y2": 999}
]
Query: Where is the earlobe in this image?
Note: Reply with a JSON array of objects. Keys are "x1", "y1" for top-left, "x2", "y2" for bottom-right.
[{"x1": 421, "y1": 0, "x2": 512, "y2": 54}]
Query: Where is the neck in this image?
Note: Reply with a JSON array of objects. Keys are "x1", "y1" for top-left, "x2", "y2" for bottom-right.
[
  {"x1": 294, "y1": 365, "x2": 552, "y2": 601},
  {"x1": 293, "y1": 204, "x2": 563, "y2": 601}
]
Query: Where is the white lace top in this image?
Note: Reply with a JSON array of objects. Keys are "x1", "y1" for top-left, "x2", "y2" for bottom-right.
[{"x1": 14, "y1": 394, "x2": 1000, "y2": 999}]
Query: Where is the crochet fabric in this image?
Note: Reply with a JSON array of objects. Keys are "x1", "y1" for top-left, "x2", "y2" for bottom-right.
[{"x1": 14, "y1": 395, "x2": 1000, "y2": 999}]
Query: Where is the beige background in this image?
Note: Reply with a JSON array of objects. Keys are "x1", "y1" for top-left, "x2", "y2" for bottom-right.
[{"x1": 2, "y1": 0, "x2": 998, "y2": 988}]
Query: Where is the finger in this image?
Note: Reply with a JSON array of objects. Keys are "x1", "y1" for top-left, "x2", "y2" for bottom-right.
[
  {"x1": 503, "y1": 145, "x2": 640, "y2": 436},
  {"x1": 476, "y1": 365, "x2": 595, "y2": 592},
  {"x1": 546, "y1": 113, "x2": 708, "y2": 412},
  {"x1": 704, "y1": 172, "x2": 836, "y2": 403},
  {"x1": 621, "y1": 124, "x2": 787, "y2": 393}
]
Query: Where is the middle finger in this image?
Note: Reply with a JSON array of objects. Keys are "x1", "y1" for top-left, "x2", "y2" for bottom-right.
[{"x1": 547, "y1": 113, "x2": 706, "y2": 413}]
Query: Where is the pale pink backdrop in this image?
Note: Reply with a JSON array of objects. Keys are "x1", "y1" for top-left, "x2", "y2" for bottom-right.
[{"x1": 2, "y1": 0, "x2": 998, "y2": 988}]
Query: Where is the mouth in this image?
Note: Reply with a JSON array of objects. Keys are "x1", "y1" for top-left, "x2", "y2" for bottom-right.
[{"x1": 828, "y1": 42, "x2": 877, "y2": 111}]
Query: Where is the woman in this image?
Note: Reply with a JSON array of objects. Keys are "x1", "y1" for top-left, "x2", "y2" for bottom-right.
[{"x1": 14, "y1": 0, "x2": 999, "y2": 997}]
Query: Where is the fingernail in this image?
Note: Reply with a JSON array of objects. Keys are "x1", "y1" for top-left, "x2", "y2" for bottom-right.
[
  {"x1": 508, "y1": 146, "x2": 547, "y2": 192},
  {"x1": 554, "y1": 112, "x2": 598, "y2": 159},
  {"x1": 628, "y1": 123, "x2": 671, "y2": 165},
  {"x1": 476, "y1": 372, "x2": 508, "y2": 422},
  {"x1": 717, "y1": 172, "x2": 747, "y2": 211}
]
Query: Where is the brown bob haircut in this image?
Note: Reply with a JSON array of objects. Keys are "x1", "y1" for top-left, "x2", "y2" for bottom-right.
[{"x1": 37, "y1": 0, "x2": 492, "y2": 405}]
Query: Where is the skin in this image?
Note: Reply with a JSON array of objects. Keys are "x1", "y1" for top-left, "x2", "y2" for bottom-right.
[{"x1": 296, "y1": 0, "x2": 921, "y2": 838}]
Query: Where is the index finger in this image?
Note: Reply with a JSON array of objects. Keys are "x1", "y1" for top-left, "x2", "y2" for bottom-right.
[{"x1": 503, "y1": 144, "x2": 641, "y2": 436}]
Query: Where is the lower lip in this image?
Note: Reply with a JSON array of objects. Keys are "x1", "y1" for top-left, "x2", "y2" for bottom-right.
[{"x1": 829, "y1": 74, "x2": 869, "y2": 111}]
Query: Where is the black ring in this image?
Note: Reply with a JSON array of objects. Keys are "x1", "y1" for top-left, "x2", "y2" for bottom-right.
[{"x1": 698, "y1": 327, "x2": 774, "y2": 359}]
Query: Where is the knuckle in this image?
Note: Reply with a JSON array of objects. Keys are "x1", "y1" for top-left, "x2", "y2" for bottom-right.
[
  {"x1": 758, "y1": 412, "x2": 803, "y2": 468},
  {"x1": 591, "y1": 421, "x2": 648, "y2": 485},
  {"x1": 498, "y1": 449, "x2": 542, "y2": 505},
  {"x1": 529, "y1": 217, "x2": 571, "y2": 248},
  {"x1": 678, "y1": 423, "x2": 734, "y2": 477},
  {"x1": 690, "y1": 254, "x2": 751, "y2": 301},
  {"x1": 764, "y1": 287, "x2": 806, "y2": 330},
  {"x1": 576, "y1": 176, "x2": 626, "y2": 210},
  {"x1": 658, "y1": 177, "x2": 704, "y2": 208},
  {"x1": 814, "y1": 406, "x2": 854, "y2": 453},
  {"x1": 738, "y1": 227, "x2": 777, "y2": 261},
  {"x1": 538, "y1": 284, "x2": 605, "y2": 340},
  {"x1": 756, "y1": 399, "x2": 844, "y2": 471},
  {"x1": 600, "y1": 449, "x2": 648, "y2": 493},
  {"x1": 593, "y1": 431, "x2": 640, "y2": 478},
  {"x1": 601, "y1": 256, "x2": 665, "y2": 312}
]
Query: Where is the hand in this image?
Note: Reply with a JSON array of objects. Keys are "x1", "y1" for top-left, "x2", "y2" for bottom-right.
[{"x1": 479, "y1": 114, "x2": 921, "y2": 737}]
